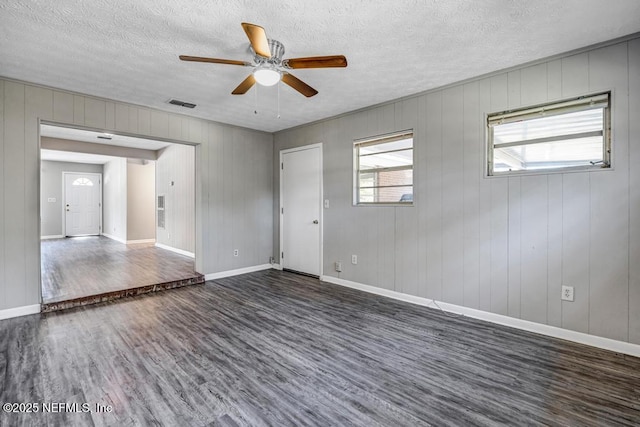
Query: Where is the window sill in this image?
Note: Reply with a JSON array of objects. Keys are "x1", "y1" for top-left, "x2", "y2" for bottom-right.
[
  {"x1": 354, "y1": 203, "x2": 414, "y2": 207},
  {"x1": 486, "y1": 164, "x2": 611, "y2": 178}
]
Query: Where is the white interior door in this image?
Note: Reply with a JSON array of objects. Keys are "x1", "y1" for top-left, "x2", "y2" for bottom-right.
[
  {"x1": 281, "y1": 145, "x2": 322, "y2": 276},
  {"x1": 64, "y1": 172, "x2": 101, "y2": 237}
]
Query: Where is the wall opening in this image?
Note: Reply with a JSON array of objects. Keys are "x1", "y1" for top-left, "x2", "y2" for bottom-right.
[{"x1": 39, "y1": 123, "x2": 199, "y2": 306}]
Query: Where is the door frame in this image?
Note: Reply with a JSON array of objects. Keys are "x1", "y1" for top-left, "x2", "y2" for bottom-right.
[
  {"x1": 279, "y1": 143, "x2": 323, "y2": 277},
  {"x1": 39, "y1": 120, "x2": 201, "y2": 307},
  {"x1": 62, "y1": 171, "x2": 103, "y2": 237}
]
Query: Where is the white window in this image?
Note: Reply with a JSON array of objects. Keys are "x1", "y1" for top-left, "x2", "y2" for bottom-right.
[
  {"x1": 72, "y1": 177, "x2": 94, "y2": 186},
  {"x1": 354, "y1": 130, "x2": 413, "y2": 205},
  {"x1": 487, "y1": 92, "x2": 611, "y2": 175}
]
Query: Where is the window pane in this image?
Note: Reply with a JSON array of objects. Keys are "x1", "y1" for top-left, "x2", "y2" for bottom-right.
[
  {"x1": 72, "y1": 177, "x2": 94, "y2": 186},
  {"x1": 359, "y1": 169, "x2": 412, "y2": 188},
  {"x1": 359, "y1": 186, "x2": 413, "y2": 204},
  {"x1": 493, "y1": 109, "x2": 603, "y2": 146},
  {"x1": 359, "y1": 149, "x2": 412, "y2": 170},
  {"x1": 488, "y1": 93, "x2": 610, "y2": 176},
  {"x1": 359, "y1": 188, "x2": 375, "y2": 203},
  {"x1": 359, "y1": 137, "x2": 412, "y2": 154},
  {"x1": 493, "y1": 136, "x2": 603, "y2": 172},
  {"x1": 355, "y1": 132, "x2": 413, "y2": 205}
]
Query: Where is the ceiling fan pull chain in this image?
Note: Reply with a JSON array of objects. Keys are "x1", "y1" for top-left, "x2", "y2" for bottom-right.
[
  {"x1": 277, "y1": 83, "x2": 281, "y2": 119},
  {"x1": 254, "y1": 84, "x2": 258, "y2": 115}
]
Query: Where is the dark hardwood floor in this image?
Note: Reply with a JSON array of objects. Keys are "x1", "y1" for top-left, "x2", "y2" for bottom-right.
[
  {"x1": 41, "y1": 236, "x2": 200, "y2": 304},
  {"x1": 2, "y1": 270, "x2": 639, "y2": 426}
]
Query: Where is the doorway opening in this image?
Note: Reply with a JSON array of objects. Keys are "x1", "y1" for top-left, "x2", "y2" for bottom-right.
[{"x1": 39, "y1": 123, "x2": 202, "y2": 310}]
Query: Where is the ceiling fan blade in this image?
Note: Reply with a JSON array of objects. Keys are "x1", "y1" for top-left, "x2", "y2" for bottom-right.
[
  {"x1": 179, "y1": 55, "x2": 251, "y2": 66},
  {"x1": 283, "y1": 55, "x2": 347, "y2": 69},
  {"x1": 241, "y1": 22, "x2": 271, "y2": 58},
  {"x1": 281, "y1": 73, "x2": 318, "y2": 97},
  {"x1": 231, "y1": 74, "x2": 256, "y2": 95}
]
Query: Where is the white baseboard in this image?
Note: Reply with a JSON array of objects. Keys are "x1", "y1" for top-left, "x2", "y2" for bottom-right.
[
  {"x1": 102, "y1": 233, "x2": 126, "y2": 244},
  {"x1": 271, "y1": 263, "x2": 283, "y2": 271},
  {"x1": 40, "y1": 235, "x2": 63, "y2": 240},
  {"x1": 155, "y1": 243, "x2": 195, "y2": 258},
  {"x1": 127, "y1": 239, "x2": 156, "y2": 245},
  {"x1": 205, "y1": 264, "x2": 273, "y2": 281},
  {"x1": 321, "y1": 275, "x2": 640, "y2": 358},
  {"x1": 0, "y1": 304, "x2": 41, "y2": 321}
]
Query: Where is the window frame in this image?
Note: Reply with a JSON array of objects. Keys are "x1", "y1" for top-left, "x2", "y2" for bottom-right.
[
  {"x1": 486, "y1": 92, "x2": 612, "y2": 177},
  {"x1": 353, "y1": 129, "x2": 414, "y2": 207}
]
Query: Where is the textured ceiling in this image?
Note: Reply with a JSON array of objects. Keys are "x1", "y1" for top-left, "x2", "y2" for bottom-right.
[{"x1": 1, "y1": 1, "x2": 640, "y2": 133}]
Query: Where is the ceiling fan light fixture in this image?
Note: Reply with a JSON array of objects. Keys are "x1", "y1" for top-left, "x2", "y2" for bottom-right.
[{"x1": 253, "y1": 66, "x2": 281, "y2": 86}]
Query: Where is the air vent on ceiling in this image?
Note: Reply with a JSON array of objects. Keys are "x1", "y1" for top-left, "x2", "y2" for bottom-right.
[{"x1": 168, "y1": 99, "x2": 196, "y2": 109}]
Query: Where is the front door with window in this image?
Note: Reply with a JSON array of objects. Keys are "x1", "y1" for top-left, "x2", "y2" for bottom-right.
[{"x1": 64, "y1": 172, "x2": 101, "y2": 236}]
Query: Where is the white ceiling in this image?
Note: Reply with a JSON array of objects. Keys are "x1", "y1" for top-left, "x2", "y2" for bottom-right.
[
  {"x1": 41, "y1": 124, "x2": 173, "y2": 150},
  {"x1": 41, "y1": 149, "x2": 116, "y2": 164},
  {"x1": 2, "y1": 1, "x2": 639, "y2": 133},
  {"x1": 40, "y1": 124, "x2": 171, "y2": 164}
]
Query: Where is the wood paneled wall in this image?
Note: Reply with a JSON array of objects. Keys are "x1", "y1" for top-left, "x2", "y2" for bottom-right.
[
  {"x1": 274, "y1": 38, "x2": 640, "y2": 344},
  {"x1": 0, "y1": 79, "x2": 273, "y2": 311},
  {"x1": 156, "y1": 144, "x2": 196, "y2": 252}
]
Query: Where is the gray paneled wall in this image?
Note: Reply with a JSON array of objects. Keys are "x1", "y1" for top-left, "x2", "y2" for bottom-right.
[
  {"x1": 274, "y1": 38, "x2": 640, "y2": 345},
  {"x1": 156, "y1": 144, "x2": 195, "y2": 253},
  {"x1": 201, "y1": 125, "x2": 274, "y2": 273},
  {"x1": 0, "y1": 79, "x2": 273, "y2": 310},
  {"x1": 40, "y1": 161, "x2": 103, "y2": 237}
]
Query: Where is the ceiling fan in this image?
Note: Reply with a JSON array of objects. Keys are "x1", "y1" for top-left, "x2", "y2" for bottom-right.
[{"x1": 179, "y1": 22, "x2": 347, "y2": 98}]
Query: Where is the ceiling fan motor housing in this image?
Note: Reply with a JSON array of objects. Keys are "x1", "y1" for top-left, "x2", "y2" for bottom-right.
[{"x1": 252, "y1": 39, "x2": 285, "y2": 65}]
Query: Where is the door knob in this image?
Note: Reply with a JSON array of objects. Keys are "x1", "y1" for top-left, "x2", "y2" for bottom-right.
[{"x1": 313, "y1": 220, "x2": 319, "y2": 224}]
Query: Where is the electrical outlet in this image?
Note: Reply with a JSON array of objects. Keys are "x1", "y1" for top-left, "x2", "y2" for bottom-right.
[
  {"x1": 233, "y1": 249, "x2": 239, "y2": 257},
  {"x1": 351, "y1": 255, "x2": 358, "y2": 265},
  {"x1": 561, "y1": 285, "x2": 574, "y2": 302},
  {"x1": 335, "y1": 261, "x2": 342, "y2": 272}
]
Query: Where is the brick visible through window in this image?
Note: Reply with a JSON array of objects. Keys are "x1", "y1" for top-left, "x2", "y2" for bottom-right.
[{"x1": 354, "y1": 130, "x2": 413, "y2": 205}]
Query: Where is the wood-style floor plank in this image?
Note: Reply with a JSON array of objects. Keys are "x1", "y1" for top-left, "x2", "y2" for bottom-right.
[
  {"x1": 1, "y1": 270, "x2": 638, "y2": 426},
  {"x1": 41, "y1": 236, "x2": 198, "y2": 303}
]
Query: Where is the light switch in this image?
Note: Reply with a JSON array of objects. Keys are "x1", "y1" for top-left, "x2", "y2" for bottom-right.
[{"x1": 324, "y1": 199, "x2": 330, "y2": 208}]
